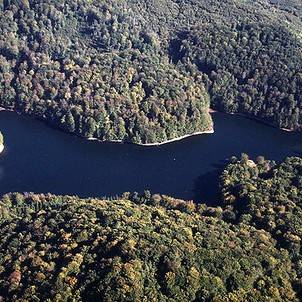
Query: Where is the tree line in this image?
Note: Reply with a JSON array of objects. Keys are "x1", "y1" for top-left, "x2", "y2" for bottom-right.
[
  {"x1": 0, "y1": 0, "x2": 302, "y2": 143},
  {"x1": 1, "y1": 156, "x2": 302, "y2": 301}
]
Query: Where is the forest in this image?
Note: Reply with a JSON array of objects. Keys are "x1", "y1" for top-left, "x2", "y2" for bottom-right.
[
  {"x1": 1, "y1": 156, "x2": 302, "y2": 301},
  {"x1": 0, "y1": 0, "x2": 302, "y2": 143},
  {"x1": 1, "y1": 0, "x2": 302, "y2": 300}
]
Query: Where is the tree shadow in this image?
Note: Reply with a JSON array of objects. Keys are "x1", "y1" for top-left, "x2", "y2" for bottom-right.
[
  {"x1": 193, "y1": 160, "x2": 227, "y2": 206},
  {"x1": 293, "y1": 150, "x2": 302, "y2": 157}
]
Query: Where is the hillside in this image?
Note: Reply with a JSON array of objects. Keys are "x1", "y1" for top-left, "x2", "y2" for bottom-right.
[
  {"x1": 1, "y1": 156, "x2": 302, "y2": 301},
  {"x1": 1, "y1": 1, "x2": 302, "y2": 301},
  {"x1": 0, "y1": 0, "x2": 302, "y2": 143}
]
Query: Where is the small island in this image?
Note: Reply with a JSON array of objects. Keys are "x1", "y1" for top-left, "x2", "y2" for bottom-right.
[{"x1": 0, "y1": 131, "x2": 4, "y2": 154}]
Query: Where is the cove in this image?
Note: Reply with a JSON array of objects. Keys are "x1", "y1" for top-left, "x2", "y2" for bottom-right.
[{"x1": 0, "y1": 111, "x2": 301, "y2": 205}]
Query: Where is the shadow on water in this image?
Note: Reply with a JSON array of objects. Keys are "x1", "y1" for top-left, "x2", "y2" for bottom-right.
[{"x1": 193, "y1": 161, "x2": 227, "y2": 206}]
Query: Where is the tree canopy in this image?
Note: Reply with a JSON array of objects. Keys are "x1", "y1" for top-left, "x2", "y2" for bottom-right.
[
  {"x1": 0, "y1": 0, "x2": 302, "y2": 143},
  {"x1": 1, "y1": 156, "x2": 302, "y2": 301}
]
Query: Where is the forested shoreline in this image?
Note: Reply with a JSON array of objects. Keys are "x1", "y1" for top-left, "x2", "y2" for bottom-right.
[
  {"x1": 0, "y1": 0, "x2": 302, "y2": 144},
  {"x1": 1, "y1": 155, "x2": 302, "y2": 301},
  {"x1": 0, "y1": 106, "x2": 214, "y2": 147},
  {"x1": 1, "y1": 0, "x2": 302, "y2": 301}
]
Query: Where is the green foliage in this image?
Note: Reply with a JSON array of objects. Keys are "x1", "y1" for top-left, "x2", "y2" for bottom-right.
[
  {"x1": 0, "y1": 0, "x2": 214, "y2": 144},
  {"x1": 220, "y1": 156, "x2": 302, "y2": 291},
  {"x1": 1, "y1": 157, "x2": 302, "y2": 300},
  {"x1": 1, "y1": 0, "x2": 302, "y2": 298},
  {"x1": 0, "y1": 0, "x2": 302, "y2": 143},
  {"x1": 0, "y1": 190, "x2": 299, "y2": 301},
  {"x1": 178, "y1": 21, "x2": 302, "y2": 129}
]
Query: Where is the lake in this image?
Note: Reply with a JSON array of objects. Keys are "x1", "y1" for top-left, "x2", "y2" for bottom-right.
[{"x1": 0, "y1": 111, "x2": 301, "y2": 205}]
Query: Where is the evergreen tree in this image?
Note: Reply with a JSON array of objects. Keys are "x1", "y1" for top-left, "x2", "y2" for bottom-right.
[{"x1": 65, "y1": 112, "x2": 76, "y2": 133}]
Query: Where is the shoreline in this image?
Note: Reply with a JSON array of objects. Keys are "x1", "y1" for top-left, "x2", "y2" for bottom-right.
[
  {"x1": 209, "y1": 108, "x2": 218, "y2": 114},
  {"x1": 0, "y1": 105, "x2": 296, "y2": 148},
  {"x1": 0, "y1": 107, "x2": 13, "y2": 112},
  {"x1": 0, "y1": 108, "x2": 5, "y2": 153},
  {"x1": 232, "y1": 112, "x2": 294, "y2": 132},
  {"x1": 136, "y1": 130, "x2": 214, "y2": 146},
  {"x1": 87, "y1": 129, "x2": 215, "y2": 146},
  {"x1": 0, "y1": 106, "x2": 215, "y2": 146},
  {"x1": 209, "y1": 107, "x2": 294, "y2": 132}
]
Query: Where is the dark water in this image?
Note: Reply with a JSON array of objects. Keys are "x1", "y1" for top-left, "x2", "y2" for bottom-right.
[{"x1": 0, "y1": 111, "x2": 301, "y2": 205}]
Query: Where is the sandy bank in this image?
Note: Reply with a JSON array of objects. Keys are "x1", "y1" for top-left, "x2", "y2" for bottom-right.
[
  {"x1": 86, "y1": 129, "x2": 214, "y2": 146},
  {"x1": 0, "y1": 144, "x2": 4, "y2": 154},
  {"x1": 1, "y1": 106, "x2": 215, "y2": 146},
  {"x1": 0, "y1": 105, "x2": 295, "y2": 148},
  {"x1": 0, "y1": 106, "x2": 13, "y2": 112},
  {"x1": 280, "y1": 127, "x2": 294, "y2": 132},
  {"x1": 137, "y1": 130, "x2": 214, "y2": 146}
]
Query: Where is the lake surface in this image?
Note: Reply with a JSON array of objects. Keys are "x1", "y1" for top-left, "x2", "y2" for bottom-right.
[{"x1": 0, "y1": 111, "x2": 301, "y2": 205}]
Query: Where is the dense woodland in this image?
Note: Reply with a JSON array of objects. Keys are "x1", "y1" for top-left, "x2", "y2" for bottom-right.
[
  {"x1": 0, "y1": 0, "x2": 302, "y2": 143},
  {"x1": 1, "y1": 0, "x2": 302, "y2": 301},
  {"x1": 0, "y1": 156, "x2": 302, "y2": 301},
  {"x1": 178, "y1": 22, "x2": 302, "y2": 129},
  {"x1": 0, "y1": 0, "x2": 214, "y2": 144}
]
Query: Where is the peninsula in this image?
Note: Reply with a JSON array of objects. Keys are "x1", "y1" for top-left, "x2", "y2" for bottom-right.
[{"x1": 1, "y1": 0, "x2": 301, "y2": 145}]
